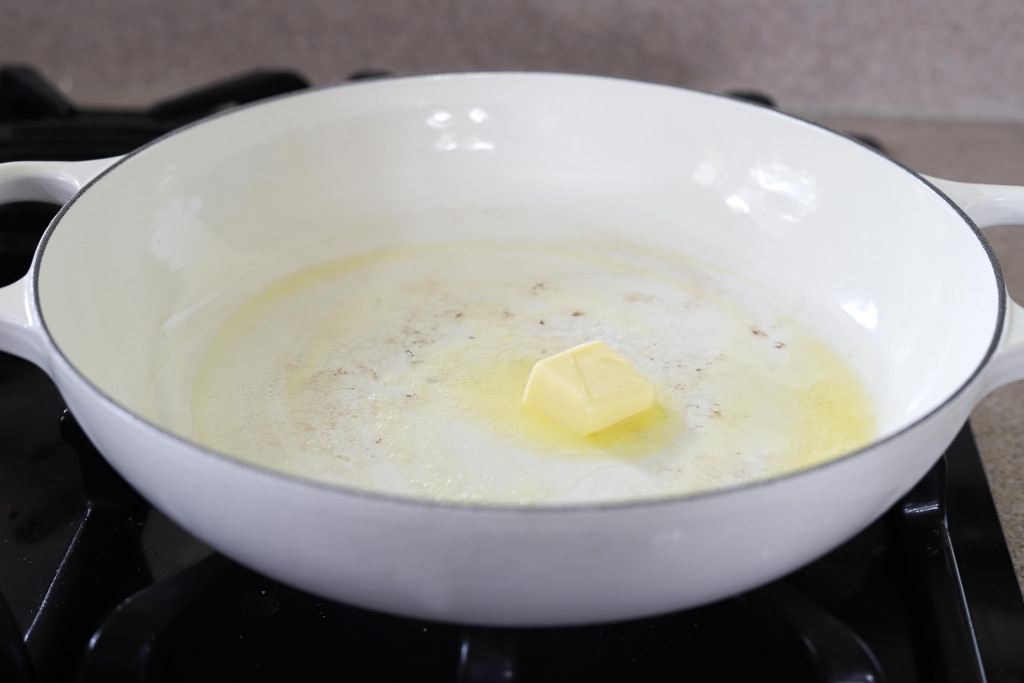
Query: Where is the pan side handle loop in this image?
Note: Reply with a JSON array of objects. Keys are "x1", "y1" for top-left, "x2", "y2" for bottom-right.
[
  {"x1": 0, "y1": 157, "x2": 119, "y2": 204},
  {"x1": 926, "y1": 175, "x2": 1024, "y2": 392},
  {"x1": 0, "y1": 275, "x2": 45, "y2": 367},
  {"x1": 0, "y1": 157, "x2": 121, "y2": 370}
]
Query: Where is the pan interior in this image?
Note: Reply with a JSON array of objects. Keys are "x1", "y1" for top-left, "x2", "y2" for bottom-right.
[{"x1": 36, "y1": 74, "x2": 1001, "y2": 504}]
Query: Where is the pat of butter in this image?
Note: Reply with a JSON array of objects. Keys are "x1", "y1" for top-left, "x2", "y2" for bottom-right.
[{"x1": 522, "y1": 341, "x2": 655, "y2": 436}]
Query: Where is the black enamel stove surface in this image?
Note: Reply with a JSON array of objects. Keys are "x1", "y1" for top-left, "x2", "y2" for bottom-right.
[{"x1": 2, "y1": 66, "x2": 1024, "y2": 682}]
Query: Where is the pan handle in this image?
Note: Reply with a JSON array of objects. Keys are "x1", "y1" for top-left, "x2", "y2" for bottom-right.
[
  {"x1": 926, "y1": 175, "x2": 1024, "y2": 392},
  {"x1": 0, "y1": 157, "x2": 121, "y2": 368},
  {"x1": 0, "y1": 157, "x2": 119, "y2": 203}
]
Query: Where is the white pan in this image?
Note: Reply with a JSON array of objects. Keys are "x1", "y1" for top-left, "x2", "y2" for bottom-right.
[{"x1": 1, "y1": 73, "x2": 1023, "y2": 626}]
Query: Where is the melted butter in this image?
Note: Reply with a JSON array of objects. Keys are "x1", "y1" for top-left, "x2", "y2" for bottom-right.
[
  {"x1": 790, "y1": 338, "x2": 877, "y2": 470},
  {"x1": 184, "y1": 242, "x2": 875, "y2": 505},
  {"x1": 421, "y1": 349, "x2": 678, "y2": 459}
]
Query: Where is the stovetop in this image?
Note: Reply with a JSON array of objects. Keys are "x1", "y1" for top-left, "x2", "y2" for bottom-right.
[{"x1": 2, "y1": 65, "x2": 1024, "y2": 683}]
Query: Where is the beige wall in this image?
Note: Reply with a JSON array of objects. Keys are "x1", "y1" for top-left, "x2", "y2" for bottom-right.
[{"x1": 2, "y1": 0, "x2": 1024, "y2": 121}]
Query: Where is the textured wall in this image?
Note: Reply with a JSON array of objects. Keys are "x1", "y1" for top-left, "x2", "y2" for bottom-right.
[{"x1": 2, "y1": 0, "x2": 1024, "y2": 120}]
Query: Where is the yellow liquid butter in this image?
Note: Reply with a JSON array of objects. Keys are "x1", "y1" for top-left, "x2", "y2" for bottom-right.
[{"x1": 185, "y1": 242, "x2": 876, "y2": 505}]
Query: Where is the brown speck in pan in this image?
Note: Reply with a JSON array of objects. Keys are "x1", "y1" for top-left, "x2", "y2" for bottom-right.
[
  {"x1": 455, "y1": 311, "x2": 464, "y2": 319},
  {"x1": 572, "y1": 310, "x2": 585, "y2": 317},
  {"x1": 625, "y1": 292, "x2": 648, "y2": 303},
  {"x1": 774, "y1": 342, "x2": 785, "y2": 349},
  {"x1": 751, "y1": 326, "x2": 768, "y2": 337},
  {"x1": 539, "y1": 320, "x2": 546, "y2": 325}
]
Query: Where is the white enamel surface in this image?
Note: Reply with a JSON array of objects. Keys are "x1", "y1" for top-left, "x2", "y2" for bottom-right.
[{"x1": 0, "y1": 73, "x2": 1019, "y2": 623}]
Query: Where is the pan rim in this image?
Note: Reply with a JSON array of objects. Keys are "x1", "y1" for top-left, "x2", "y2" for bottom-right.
[{"x1": 29, "y1": 70, "x2": 1007, "y2": 514}]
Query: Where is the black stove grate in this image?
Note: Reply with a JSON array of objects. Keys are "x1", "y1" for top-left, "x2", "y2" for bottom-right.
[{"x1": 0, "y1": 65, "x2": 310, "y2": 161}]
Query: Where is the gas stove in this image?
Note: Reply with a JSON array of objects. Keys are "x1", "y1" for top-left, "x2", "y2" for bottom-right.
[{"x1": 1, "y1": 66, "x2": 1023, "y2": 682}]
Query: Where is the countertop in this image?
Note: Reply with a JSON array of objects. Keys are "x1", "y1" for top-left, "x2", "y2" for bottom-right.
[
  {"x1": 4, "y1": 1, "x2": 1024, "y2": 123},
  {"x1": 810, "y1": 114, "x2": 1024, "y2": 594}
]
